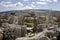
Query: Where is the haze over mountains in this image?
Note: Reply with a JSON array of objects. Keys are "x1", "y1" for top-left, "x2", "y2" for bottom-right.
[{"x1": 0, "y1": 9, "x2": 60, "y2": 16}]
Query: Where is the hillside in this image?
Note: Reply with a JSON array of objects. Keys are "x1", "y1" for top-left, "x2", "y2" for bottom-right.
[{"x1": 0, "y1": 9, "x2": 60, "y2": 16}]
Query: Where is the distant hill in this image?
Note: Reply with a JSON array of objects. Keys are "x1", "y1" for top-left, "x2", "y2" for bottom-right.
[{"x1": 0, "y1": 9, "x2": 60, "y2": 16}]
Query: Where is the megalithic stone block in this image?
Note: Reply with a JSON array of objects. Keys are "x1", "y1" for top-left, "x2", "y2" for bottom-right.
[
  {"x1": 0, "y1": 34, "x2": 3, "y2": 40},
  {"x1": 51, "y1": 36, "x2": 57, "y2": 40},
  {"x1": 8, "y1": 24, "x2": 27, "y2": 38},
  {"x1": 15, "y1": 37, "x2": 36, "y2": 40},
  {"x1": 21, "y1": 25, "x2": 27, "y2": 37},
  {"x1": 0, "y1": 29, "x2": 3, "y2": 40},
  {"x1": 13, "y1": 25, "x2": 21, "y2": 38},
  {"x1": 2, "y1": 23, "x2": 9, "y2": 28},
  {"x1": 39, "y1": 36, "x2": 50, "y2": 40},
  {"x1": 8, "y1": 24, "x2": 22, "y2": 38}
]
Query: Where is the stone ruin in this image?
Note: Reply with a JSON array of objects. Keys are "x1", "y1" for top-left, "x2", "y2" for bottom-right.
[
  {"x1": 0, "y1": 29, "x2": 3, "y2": 40},
  {"x1": 0, "y1": 12, "x2": 60, "y2": 40},
  {"x1": 0, "y1": 23, "x2": 27, "y2": 40},
  {"x1": 0, "y1": 22, "x2": 60, "y2": 40}
]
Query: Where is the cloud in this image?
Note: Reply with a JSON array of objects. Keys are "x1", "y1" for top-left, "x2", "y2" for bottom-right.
[
  {"x1": 24, "y1": 6, "x2": 32, "y2": 9},
  {"x1": 46, "y1": 0, "x2": 53, "y2": 2},
  {"x1": 39, "y1": 0, "x2": 58, "y2": 2},
  {"x1": 0, "y1": 1, "x2": 23, "y2": 8},
  {"x1": 53, "y1": 0, "x2": 57, "y2": 2},
  {"x1": 29, "y1": 2, "x2": 36, "y2": 7},
  {"x1": 0, "y1": 0, "x2": 58, "y2": 12},
  {"x1": 0, "y1": 1, "x2": 25, "y2": 11},
  {"x1": 23, "y1": 0, "x2": 29, "y2": 1},
  {"x1": 30, "y1": 4, "x2": 36, "y2": 7},
  {"x1": 0, "y1": 0, "x2": 58, "y2": 8},
  {"x1": 0, "y1": 1, "x2": 33, "y2": 11},
  {"x1": 36, "y1": 2, "x2": 47, "y2": 5},
  {"x1": 40, "y1": 0, "x2": 46, "y2": 1},
  {"x1": 31, "y1": 0, "x2": 58, "y2": 5},
  {"x1": 0, "y1": 1, "x2": 12, "y2": 4},
  {"x1": 15, "y1": 2, "x2": 23, "y2": 7}
]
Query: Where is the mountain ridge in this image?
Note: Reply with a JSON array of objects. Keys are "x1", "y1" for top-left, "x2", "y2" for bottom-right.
[{"x1": 0, "y1": 9, "x2": 60, "y2": 16}]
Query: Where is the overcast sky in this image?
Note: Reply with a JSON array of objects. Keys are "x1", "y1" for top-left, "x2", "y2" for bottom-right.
[{"x1": 0, "y1": 0, "x2": 60, "y2": 12}]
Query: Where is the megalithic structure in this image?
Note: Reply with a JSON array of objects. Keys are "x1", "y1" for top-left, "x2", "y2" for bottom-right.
[
  {"x1": 45, "y1": 9, "x2": 53, "y2": 26},
  {"x1": 32, "y1": 11, "x2": 39, "y2": 33},
  {"x1": 56, "y1": 13, "x2": 60, "y2": 27},
  {"x1": 18, "y1": 14, "x2": 25, "y2": 25}
]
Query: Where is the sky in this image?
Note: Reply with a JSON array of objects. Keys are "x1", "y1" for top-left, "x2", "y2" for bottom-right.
[{"x1": 0, "y1": 0, "x2": 60, "y2": 12}]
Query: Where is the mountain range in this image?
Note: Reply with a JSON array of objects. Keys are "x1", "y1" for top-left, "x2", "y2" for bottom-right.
[{"x1": 0, "y1": 9, "x2": 60, "y2": 16}]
